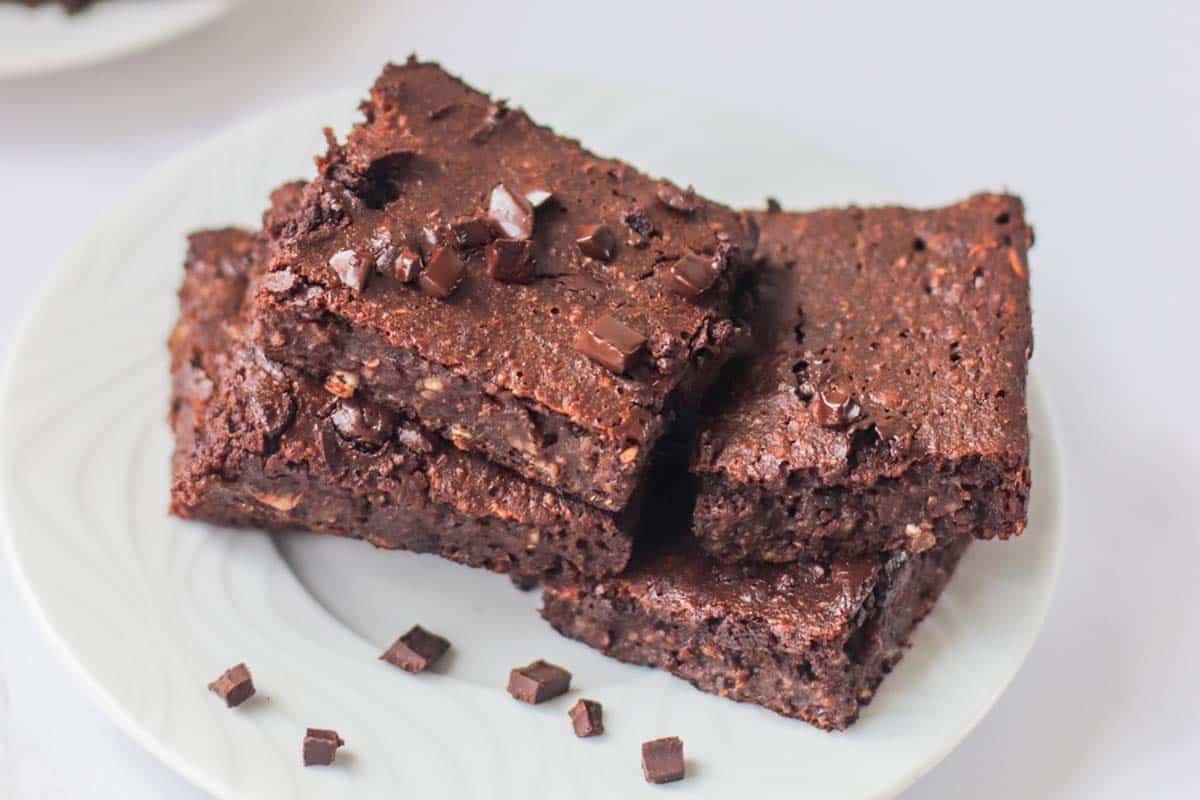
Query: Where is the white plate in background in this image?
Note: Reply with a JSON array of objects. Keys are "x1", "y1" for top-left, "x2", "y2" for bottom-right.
[
  {"x1": 0, "y1": 84, "x2": 1065, "y2": 799},
  {"x1": 0, "y1": 0, "x2": 239, "y2": 79}
]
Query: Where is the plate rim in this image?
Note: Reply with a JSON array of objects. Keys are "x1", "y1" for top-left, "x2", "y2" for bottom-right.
[
  {"x1": 0, "y1": 91, "x2": 1067, "y2": 800},
  {"x1": 0, "y1": 0, "x2": 241, "y2": 80}
]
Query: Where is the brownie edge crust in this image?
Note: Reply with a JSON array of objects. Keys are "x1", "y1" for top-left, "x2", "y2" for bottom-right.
[{"x1": 542, "y1": 538, "x2": 969, "y2": 731}]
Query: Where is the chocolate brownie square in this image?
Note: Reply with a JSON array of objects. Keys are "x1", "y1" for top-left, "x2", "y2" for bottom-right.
[
  {"x1": 251, "y1": 58, "x2": 755, "y2": 513},
  {"x1": 691, "y1": 194, "x2": 1033, "y2": 563},
  {"x1": 542, "y1": 536, "x2": 969, "y2": 731},
  {"x1": 169, "y1": 217, "x2": 633, "y2": 579}
]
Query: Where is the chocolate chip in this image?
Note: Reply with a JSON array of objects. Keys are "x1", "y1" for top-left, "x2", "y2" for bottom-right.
[
  {"x1": 429, "y1": 102, "x2": 456, "y2": 119},
  {"x1": 394, "y1": 247, "x2": 422, "y2": 283},
  {"x1": 328, "y1": 248, "x2": 368, "y2": 292},
  {"x1": 574, "y1": 315, "x2": 646, "y2": 374},
  {"x1": 812, "y1": 386, "x2": 861, "y2": 428},
  {"x1": 419, "y1": 247, "x2": 466, "y2": 299},
  {"x1": 469, "y1": 101, "x2": 508, "y2": 143},
  {"x1": 507, "y1": 659, "x2": 571, "y2": 704},
  {"x1": 302, "y1": 728, "x2": 344, "y2": 766},
  {"x1": 525, "y1": 189, "x2": 554, "y2": 208},
  {"x1": 207, "y1": 663, "x2": 255, "y2": 708},
  {"x1": 575, "y1": 224, "x2": 617, "y2": 262},
  {"x1": 510, "y1": 573, "x2": 539, "y2": 591},
  {"x1": 624, "y1": 208, "x2": 655, "y2": 237},
  {"x1": 656, "y1": 183, "x2": 699, "y2": 214},
  {"x1": 665, "y1": 252, "x2": 721, "y2": 297},
  {"x1": 380, "y1": 625, "x2": 450, "y2": 673},
  {"x1": 331, "y1": 398, "x2": 396, "y2": 448},
  {"x1": 450, "y1": 217, "x2": 493, "y2": 250},
  {"x1": 641, "y1": 737, "x2": 685, "y2": 784},
  {"x1": 419, "y1": 224, "x2": 440, "y2": 253},
  {"x1": 568, "y1": 699, "x2": 604, "y2": 737},
  {"x1": 488, "y1": 184, "x2": 534, "y2": 239},
  {"x1": 486, "y1": 238, "x2": 535, "y2": 284},
  {"x1": 317, "y1": 426, "x2": 348, "y2": 475}
]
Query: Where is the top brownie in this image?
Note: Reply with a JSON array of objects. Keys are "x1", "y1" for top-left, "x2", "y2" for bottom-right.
[
  {"x1": 692, "y1": 194, "x2": 1033, "y2": 563},
  {"x1": 252, "y1": 59, "x2": 755, "y2": 512}
]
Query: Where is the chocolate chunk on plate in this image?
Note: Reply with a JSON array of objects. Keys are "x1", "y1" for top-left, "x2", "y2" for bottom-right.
[
  {"x1": 380, "y1": 625, "x2": 451, "y2": 673},
  {"x1": 568, "y1": 699, "x2": 604, "y2": 737},
  {"x1": 641, "y1": 737, "x2": 685, "y2": 783},
  {"x1": 207, "y1": 662, "x2": 255, "y2": 708},
  {"x1": 507, "y1": 659, "x2": 571, "y2": 704},
  {"x1": 303, "y1": 728, "x2": 345, "y2": 766}
]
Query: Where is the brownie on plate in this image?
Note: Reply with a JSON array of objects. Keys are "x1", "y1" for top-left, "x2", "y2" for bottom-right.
[
  {"x1": 251, "y1": 58, "x2": 756, "y2": 513},
  {"x1": 169, "y1": 218, "x2": 633, "y2": 579},
  {"x1": 691, "y1": 194, "x2": 1033, "y2": 563},
  {"x1": 542, "y1": 533, "x2": 968, "y2": 731}
]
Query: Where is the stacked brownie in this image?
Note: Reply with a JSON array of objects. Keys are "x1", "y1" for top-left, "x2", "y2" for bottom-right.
[
  {"x1": 170, "y1": 60, "x2": 1034, "y2": 733},
  {"x1": 543, "y1": 194, "x2": 1034, "y2": 729},
  {"x1": 171, "y1": 58, "x2": 756, "y2": 581}
]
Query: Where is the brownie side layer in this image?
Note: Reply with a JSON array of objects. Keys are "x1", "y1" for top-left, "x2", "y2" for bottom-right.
[
  {"x1": 692, "y1": 194, "x2": 1032, "y2": 563},
  {"x1": 170, "y1": 227, "x2": 633, "y2": 578},
  {"x1": 542, "y1": 538, "x2": 968, "y2": 731},
  {"x1": 252, "y1": 58, "x2": 756, "y2": 512}
]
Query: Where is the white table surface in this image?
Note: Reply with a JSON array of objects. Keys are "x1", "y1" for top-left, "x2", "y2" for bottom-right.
[{"x1": 1, "y1": 1, "x2": 1197, "y2": 797}]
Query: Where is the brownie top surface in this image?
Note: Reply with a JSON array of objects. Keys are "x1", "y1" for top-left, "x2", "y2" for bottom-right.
[
  {"x1": 694, "y1": 193, "x2": 1033, "y2": 487},
  {"x1": 174, "y1": 220, "x2": 628, "y2": 550},
  {"x1": 260, "y1": 58, "x2": 755, "y2": 442},
  {"x1": 568, "y1": 539, "x2": 886, "y2": 645}
]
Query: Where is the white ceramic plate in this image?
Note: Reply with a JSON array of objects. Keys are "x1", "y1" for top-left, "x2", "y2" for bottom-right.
[
  {"x1": 0, "y1": 86, "x2": 1065, "y2": 800},
  {"x1": 0, "y1": 0, "x2": 238, "y2": 79}
]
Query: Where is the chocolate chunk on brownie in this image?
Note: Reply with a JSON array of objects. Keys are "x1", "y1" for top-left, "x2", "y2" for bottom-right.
[
  {"x1": 251, "y1": 58, "x2": 755, "y2": 513},
  {"x1": 169, "y1": 223, "x2": 634, "y2": 579},
  {"x1": 542, "y1": 536, "x2": 969, "y2": 731},
  {"x1": 692, "y1": 194, "x2": 1033, "y2": 563}
]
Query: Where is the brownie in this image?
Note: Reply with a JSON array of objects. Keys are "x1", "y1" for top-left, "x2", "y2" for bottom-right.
[
  {"x1": 691, "y1": 194, "x2": 1033, "y2": 563},
  {"x1": 169, "y1": 220, "x2": 633, "y2": 579},
  {"x1": 542, "y1": 536, "x2": 969, "y2": 731},
  {"x1": 251, "y1": 58, "x2": 756, "y2": 513}
]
